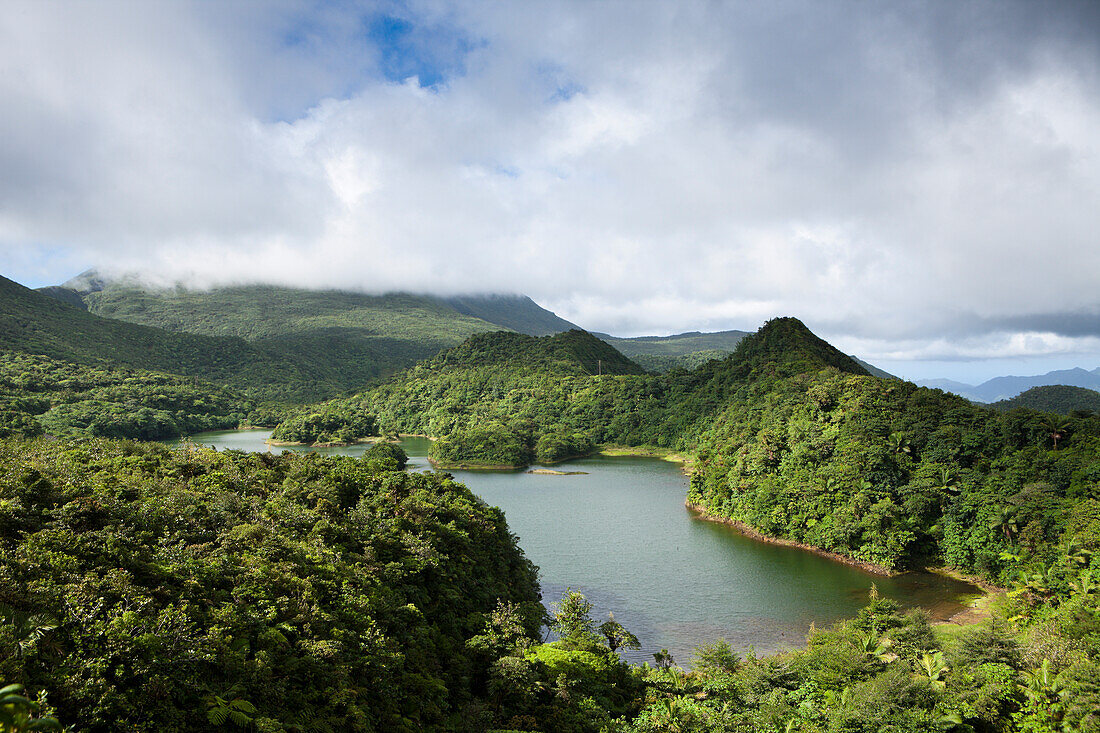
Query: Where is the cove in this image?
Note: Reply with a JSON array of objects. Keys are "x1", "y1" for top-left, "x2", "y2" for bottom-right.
[{"x1": 169, "y1": 429, "x2": 981, "y2": 665}]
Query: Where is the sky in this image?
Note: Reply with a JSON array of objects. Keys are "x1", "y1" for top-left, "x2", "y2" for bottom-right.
[{"x1": 2, "y1": 0, "x2": 1099, "y2": 383}]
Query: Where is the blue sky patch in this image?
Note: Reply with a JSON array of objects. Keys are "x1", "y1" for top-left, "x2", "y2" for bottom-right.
[{"x1": 366, "y1": 11, "x2": 479, "y2": 89}]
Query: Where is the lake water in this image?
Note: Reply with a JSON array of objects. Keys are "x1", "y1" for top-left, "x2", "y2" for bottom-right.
[{"x1": 169, "y1": 429, "x2": 981, "y2": 665}]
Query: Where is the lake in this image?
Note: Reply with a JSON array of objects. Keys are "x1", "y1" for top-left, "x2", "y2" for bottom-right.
[{"x1": 168, "y1": 429, "x2": 981, "y2": 665}]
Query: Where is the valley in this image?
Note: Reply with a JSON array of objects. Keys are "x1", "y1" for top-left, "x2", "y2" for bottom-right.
[{"x1": 2, "y1": 273, "x2": 1098, "y2": 732}]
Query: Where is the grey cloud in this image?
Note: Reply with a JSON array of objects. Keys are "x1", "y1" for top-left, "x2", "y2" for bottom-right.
[
  {"x1": 1, "y1": 0, "x2": 1099, "y2": 379},
  {"x1": 982, "y1": 312, "x2": 1100, "y2": 339}
]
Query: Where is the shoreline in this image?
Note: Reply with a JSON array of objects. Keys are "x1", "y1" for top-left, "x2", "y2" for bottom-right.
[
  {"x1": 684, "y1": 501, "x2": 898, "y2": 577},
  {"x1": 685, "y1": 502, "x2": 1000, "y2": 625},
  {"x1": 598, "y1": 445, "x2": 695, "y2": 474},
  {"x1": 427, "y1": 457, "x2": 521, "y2": 471},
  {"x1": 265, "y1": 437, "x2": 376, "y2": 447}
]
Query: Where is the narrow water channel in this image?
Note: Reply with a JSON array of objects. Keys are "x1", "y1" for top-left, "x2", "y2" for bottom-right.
[{"x1": 169, "y1": 430, "x2": 981, "y2": 665}]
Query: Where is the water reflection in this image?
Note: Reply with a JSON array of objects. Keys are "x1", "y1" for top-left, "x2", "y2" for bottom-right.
[{"x1": 170, "y1": 429, "x2": 980, "y2": 665}]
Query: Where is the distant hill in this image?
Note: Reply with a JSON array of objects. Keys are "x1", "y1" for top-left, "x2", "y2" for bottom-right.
[
  {"x1": 34, "y1": 272, "x2": 588, "y2": 397},
  {"x1": 917, "y1": 378, "x2": 977, "y2": 395},
  {"x1": 432, "y1": 329, "x2": 646, "y2": 377},
  {"x1": 918, "y1": 366, "x2": 1100, "y2": 403},
  {"x1": 3, "y1": 274, "x2": 438, "y2": 402},
  {"x1": 2, "y1": 273, "x2": 286, "y2": 381},
  {"x1": 595, "y1": 329, "x2": 749, "y2": 371},
  {"x1": 852, "y1": 356, "x2": 897, "y2": 380},
  {"x1": 990, "y1": 385, "x2": 1100, "y2": 415},
  {"x1": 442, "y1": 294, "x2": 580, "y2": 335}
]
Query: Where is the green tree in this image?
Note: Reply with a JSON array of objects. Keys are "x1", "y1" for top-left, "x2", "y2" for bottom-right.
[
  {"x1": 598, "y1": 613, "x2": 640, "y2": 653},
  {"x1": 551, "y1": 590, "x2": 601, "y2": 649},
  {"x1": 0, "y1": 685, "x2": 59, "y2": 732}
]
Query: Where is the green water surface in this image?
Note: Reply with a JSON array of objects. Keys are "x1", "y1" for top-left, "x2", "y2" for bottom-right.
[{"x1": 170, "y1": 430, "x2": 980, "y2": 664}]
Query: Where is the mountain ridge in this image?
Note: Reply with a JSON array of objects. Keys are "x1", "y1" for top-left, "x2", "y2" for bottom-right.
[{"x1": 919, "y1": 365, "x2": 1100, "y2": 402}]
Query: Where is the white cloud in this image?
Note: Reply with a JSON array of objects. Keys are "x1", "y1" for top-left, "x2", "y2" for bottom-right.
[{"x1": 2, "y1": 0, "x2": 1100, "y2": 377}]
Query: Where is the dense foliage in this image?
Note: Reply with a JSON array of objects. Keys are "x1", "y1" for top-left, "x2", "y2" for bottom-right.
[
  {"x1": 597, "y1": 330, "x2": 748, "y2": 373},
  {"x1": 3, "y1": 311, "x2": 1100, "y2": 731},
  {"x1": 0, "y1": 352, "x2": 254, "y2": 441},
  {"x1": 991, "y1": 385, "x2": 1100, "y2": 415},
  {"x1": 0, "y1": 438, "x2": 541, "y2": 731},
  {"x1": 427, "y1": 422, "x2": 596, "y2": 468},
  {"x1": 269, "y1": 408, "x2": 376, "y2": 445},
  {"x1": 4, "y1": 275, "x2": 503, "y2": 403},
  {"x1": 613, "y1": 581, "x2": 1100, "y2": 733},
  {"x1": 279, "y1": 319, "x2": 1100, "y2": 583},
  {"x1": 687, "y1": 372, "x2": 1100, "y2": 574}
]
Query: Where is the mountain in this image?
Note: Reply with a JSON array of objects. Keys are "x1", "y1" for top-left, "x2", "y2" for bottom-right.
[
  {"x1": 431, "y1": 329, "x2": 646, "y2": 377},
  {"x1": 916, "y1": 377, "x2": 977, "y2": 395},
  {"x1": 275, "y1": 316, "x2": 867, "y2": 454},
  {"x1": 40, "y1": 270, "x2": 578, "y2": 339},
  {"x1": 990, "y1": 384, "x2": 1100, "y2": 415},
  {"x1": 50, "y1": 275, "x2": 502, "y2": 341},
  {"x1": 441, "y1": 293, "x2": 581, "y2": 335},
  {"x1": 851, "y1": 356, "x2": 897, "y2": 379},
  {"x1": 2, "y1": 274, "x2": 426, "y2": 402},
  {"x1": 594, "y1": 329, "x2": 749, "y2": 371},
  {"x1": 918, "y1": 366, "x2": 1100, "y2": 403},
  {"x1": 34, "y1": 272, "x2": 590, "y2": 397},
  {"x1": 2, "y1": 273, "x2": 284, "y2": 380}
]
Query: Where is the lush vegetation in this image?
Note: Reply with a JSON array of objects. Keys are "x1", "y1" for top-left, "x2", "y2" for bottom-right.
[
  {"x1": 0, "y1": 437, "x2": 542, "y2": 731},
  {"x1": 4, "y1": 304, "x2": 1100, "y2": 730},
  {"x1": 269, "y1": 407, "x2": 376, "y2": 445},
  {"x1": 428, "y1": 422, "x2": 596, "y2": 468},
  {"x1": 441, "y1": 294, "x2": 580, "y2": 336},
  {"x1": 992, "y1": 385, "x2": 1100, "y2": 415},
  {"x1": 0, "y1": 275, "x2": 360, "y2": 403},
  {"x1": 613, "y1": 580, "x2": 1100, "y2": 733},
  {"x1": 277, "y1": 319, "x2": 1100, "y2": 583},
  {"x1": 596, "y1": 329, "x2": 748, "y2": 372},
  {"x1": 39, "y1": 276, "x2": 586, "y2": 401},
  {"x1": 0, "y1": 352, "x2": 257, "y2": 441},
  {"x1": 686, "y1": 370, "x2": 1100, "y2": 574}
]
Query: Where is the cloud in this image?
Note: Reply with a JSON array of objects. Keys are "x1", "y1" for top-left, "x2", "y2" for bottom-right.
[{"x1": 2, "y1": 0, "x2": 1100, "y2": 371}]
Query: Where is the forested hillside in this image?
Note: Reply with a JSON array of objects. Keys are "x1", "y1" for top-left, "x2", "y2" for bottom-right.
[
  {"x1": 3, "y1": 317, "x2": 1100, "y2": 731},
  {"x1": 442, "y1": 293, "x2": 581, "y2": 335},
  {"x1": 3, "y1": 275, "x2": 439, "y2": 402},
  {"x1": 991, "y1": 385, "x2": 1100, "y2": 415},
  {"x1": 270, "y1": 329, "x2": 647, "y2": 455},
  {"x1": 35, "y1": 275, "x2": 592, "y2": 399},
  {"x1": 0, "y1": 438, "x2": 546, "y2": 731},
  {"x1": 276, "y1": 318, "x2": 1100, "y2": 581},
  {"x1": 0, "y1": 352, "x2": 256, "y2": 440},
  {"x1": 595, "y1": 329, "x2": 749, "y2": 371}
]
